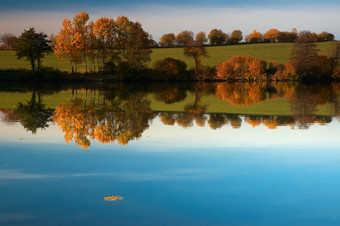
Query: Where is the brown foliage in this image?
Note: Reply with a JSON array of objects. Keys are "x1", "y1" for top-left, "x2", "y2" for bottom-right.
[
  {"x1": 154, "y1": 58, "x2": 187, "y2": 78},
  {"x1": 184, "y1": 41, "x2": 207, "y2": 69},
  {"x1": 159, "y1": 33, "x2": 175, "y2": 47},
  {"x1": 208, "y1": 29, "x2": 228, "y2": 45}
]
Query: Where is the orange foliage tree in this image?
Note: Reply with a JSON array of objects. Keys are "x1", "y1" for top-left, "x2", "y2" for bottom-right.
[{"x1": 216, "y1": 56, "x2": 267, "y2": 80}]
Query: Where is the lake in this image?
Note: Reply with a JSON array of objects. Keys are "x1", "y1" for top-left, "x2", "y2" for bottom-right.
[{"x1": 1, "y1": 82, "x2": 340, "y2": 225}]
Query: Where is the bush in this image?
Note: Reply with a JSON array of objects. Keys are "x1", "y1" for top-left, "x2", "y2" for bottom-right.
[
  {"x1": 272, "y1": 62, "x2": 299, "y2": 81},
  {"x1": 103, "y1": 62, "x2": 116, "y2": 74},
  {"x1": 191, "y1": 66, "x2": 216, "y2": 80},
  {"x1": 216, "y1": 55, "x2": 267, "y2": 80},
  {"x1": 309, "y1": 55, "x2": 333, "y2": 79},
  {"x1": 154, "y1": 58, "x2": 187, "y2": 79}
]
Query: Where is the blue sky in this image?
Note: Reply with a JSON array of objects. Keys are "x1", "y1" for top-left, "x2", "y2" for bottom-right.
[{"x1": 0, "y1": 0, "x2": 340, "y2": 41}]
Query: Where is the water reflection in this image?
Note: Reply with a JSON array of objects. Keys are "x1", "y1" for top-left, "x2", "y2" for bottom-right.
[{"x1": 1, "y1": 82, "x2": 339, "y2": 148}]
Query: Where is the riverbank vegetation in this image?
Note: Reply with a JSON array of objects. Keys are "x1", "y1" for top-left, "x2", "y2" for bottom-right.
[{"x1": 0, "y1": 12, "x2": 339, "y2": 82}]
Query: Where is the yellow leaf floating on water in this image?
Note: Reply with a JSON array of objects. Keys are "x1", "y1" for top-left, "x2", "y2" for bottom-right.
[{"x1": 104, "y1": 195, "x2": 124, "y2": 201}]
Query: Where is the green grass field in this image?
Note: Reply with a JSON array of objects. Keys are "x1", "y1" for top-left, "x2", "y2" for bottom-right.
[{"x1": 0, "y1": 42, "x2": 335, "y2": 72}]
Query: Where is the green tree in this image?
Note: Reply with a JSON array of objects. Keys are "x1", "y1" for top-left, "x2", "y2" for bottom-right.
[
  {"x1": 16, "y1": 28, "x2": 52, "y2": 72},
  {"x1": 17, "y1": 90, "x2": 53, "y2": 134}
]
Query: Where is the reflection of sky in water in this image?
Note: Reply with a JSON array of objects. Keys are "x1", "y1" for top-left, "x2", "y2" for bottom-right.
[
  {"x1": 1, "y1": 117, "x2": 340, "y2": 225},
  {"x1": 1, "y1": 115, "x2": 340, "y2": 149}
]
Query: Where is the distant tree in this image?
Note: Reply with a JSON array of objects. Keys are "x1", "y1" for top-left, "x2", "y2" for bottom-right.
[
  {"x1": 16, "y1": 28, "x2": 52, "y2": 72},
  {"x1": 245, "y1": 30, "x2": 263, "y2": 43},
  {"x1": 264, "y1": 28, "x2": 280, "y2": 42},
  {"x1": 0, "y1": 33, "x2": 19, "y2": 50},
  {"x1": 159, "y1": 33, "x2": 176, "y2": 47},
  {"x1": 49, "y1": 33, "x2": 57, "y2": 49},
  {"x1": 277, "y1": 30, "x2": 297, "y2": 43},
  {"x1": 208, "y1": 29, "x2": 228, "y2": 45},
  {"x1": 184, "y1": 41, "x2": 208, "y2": 69},
  {"x1": 290, "y1": 30, "x2": 319, "y2": 78},
  {"x1": 148, "y1": 39, "x2": 159, "y2": 48},
  {"x1": 228, "y1": 30, "x2": 243, "y2": 44},
  {"x1": 195, "y1": 31, "x2": 207, "y2": 44},
  {"x1": 176, "y1": 30, "x2": 194, "y2": 46},
  {"x1": 317, "y1": 32, "x2": 335, "y2": 41}
]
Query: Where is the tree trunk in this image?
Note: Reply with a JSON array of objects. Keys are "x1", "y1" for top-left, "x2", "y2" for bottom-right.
[{"x1": 83, "y1": 51, "x2": 87, "y2": 73}]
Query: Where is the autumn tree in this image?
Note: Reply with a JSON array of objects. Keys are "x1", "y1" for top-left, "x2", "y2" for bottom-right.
[
  {"x1": 72, "y1": 12, "x2": 91, "y2": 73},
  {"x1": 159, "y1": 33, "x2": 176, "y2": 47},
  {"x1": 290, "y1": 30, "x2": 319, "y2": 78},
  {"x1": 115, "y1": 16, "x2": 131, "y2": 55},
  {"x1": 228, "y1": 30, "x2": 243, "y2": 44},
  {"x1": 16, "y1": 28, "x2": 52, "y2": 72},
  {"x1": 264, "y1": 28, "x2": 280, "y2": 42},
  {"x1": 55, "y1": 19, "x2": 82, "y2": 73},
  {"x1": 93, "y1": 17, "x2": 116, "y2": 71},
  {"x1": 245, "y1": 30, "x2": 263, "y2": 43},
  {"x1": 208, "y1": 29, "x2": 228, "y2": 45},
  {"x1": 195, "y1": 31, "x2": 207, "y2": 44},
  {"x1": 317, "y1": 32, "x2": 335, "y2": 41},
  {"x1": 176, "y1": 30, "x2": 194, "y2": 46},
  {"x1": 184, "y1": 41, "x2": 208, "y2": 69},
  {"x1": 0, "y1": 33, "x2": 19, "y2": 50},
  {"x1": 123, "y1": 21, "x2": 152, "y2": 69},
  {"x1": 49, "y1": 33, "x2": 57, "y2": 49}
]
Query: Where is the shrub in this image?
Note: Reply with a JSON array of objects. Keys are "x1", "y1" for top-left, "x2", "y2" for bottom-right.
[
  {"x1": 103, "y1": 62, "x2": 116, "y2": 74},
  {"x1": 309, "y1": 55, "x2": 333, "y2": 79},
  {"x1": 154, "y1": 58, "x2": 187, "y2": 79},
  {"x1": 191, "y1": 66, "x2": 216, "y2": 80},
  {"x1": 216, "y1": 55, "x2": 267, "y2": 80},
  {"x1": 272, "y1": 62, "x2": 299, "y2": 81}
]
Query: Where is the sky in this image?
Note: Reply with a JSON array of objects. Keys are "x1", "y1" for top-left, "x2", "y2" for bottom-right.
[{"x1": 0, "y1": 0, "x2": 340, "y2": 41}]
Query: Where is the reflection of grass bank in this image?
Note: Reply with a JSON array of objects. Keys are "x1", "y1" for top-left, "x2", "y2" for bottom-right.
[
  {"x1": 0, "y1": 42, "x2": 334, "y2": 72},
  {"x1": 0, "y1": 90, "x2": 333, "y2": 116}
]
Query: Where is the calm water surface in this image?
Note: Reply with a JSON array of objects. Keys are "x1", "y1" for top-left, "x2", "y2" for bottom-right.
[{"x1": 1, "y1": 82, "x2": 340, "y2": 225}]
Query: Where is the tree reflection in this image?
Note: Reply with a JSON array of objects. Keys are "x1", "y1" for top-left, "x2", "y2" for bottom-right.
[
  {"x1": 53, "y1": 90, "x2": 155, "y2": 149},
  {"x1": 16, "y1": 90, "x2": 53, "y2": 133}
]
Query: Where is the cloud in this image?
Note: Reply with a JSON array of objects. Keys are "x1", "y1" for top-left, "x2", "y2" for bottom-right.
[{"x1": 0, "y1": 5, "x2": 339, "y2": 40}]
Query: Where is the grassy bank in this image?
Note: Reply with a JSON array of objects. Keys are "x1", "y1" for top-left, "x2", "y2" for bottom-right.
[{"x1": 0, "y1": 42, "x2": 334, "y2": 73}]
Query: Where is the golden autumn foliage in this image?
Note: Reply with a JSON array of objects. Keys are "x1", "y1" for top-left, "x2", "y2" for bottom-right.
[
  {"x1": 53, "y1": 91, "x2": 155, "y2": 149},
  {"x1": 245, "y1": 30, "x2": 263, "y2": 43},
  {"x1": 215, "y1": 82, "x2": 267, "y2": 106},
  {"x1": 216, "y1": 56, "x2": 267, "y2": 80},
  {"x1": 55, "y1": 12, "x2": 152, "y2": 73},
  {"x1": 264, "y1": 29, "x2": 280, "y2": 42}
]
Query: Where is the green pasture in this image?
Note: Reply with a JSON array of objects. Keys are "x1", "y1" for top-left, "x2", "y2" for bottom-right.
[
  {"x1": 0, "y1": 42, "x2": 335, "y2": 72},
  {"x1": 0, "y1": 90, "x2": 334, "y2": 116}
]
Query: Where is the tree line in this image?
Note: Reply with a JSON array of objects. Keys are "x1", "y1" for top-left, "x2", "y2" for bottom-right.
[{"x1": 158, "y1": 28, "x2": 335, "y2": 47}]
